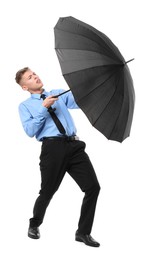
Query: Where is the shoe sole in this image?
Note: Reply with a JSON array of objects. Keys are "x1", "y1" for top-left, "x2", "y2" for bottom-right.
[
  {"x1": 75, "y1": 237, "x2": 84, "y2": 242},
  {"x1": 28, "y1": 233, "x2": 40, "y2": 239},
  {"x1": 75, "y1": 236, "x2": 100, "y2": 247}
]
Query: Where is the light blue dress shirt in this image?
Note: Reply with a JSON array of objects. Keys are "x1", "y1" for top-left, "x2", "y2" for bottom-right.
[{"x1": 18, "y1": 89, "x2": 79, "y2": 141}]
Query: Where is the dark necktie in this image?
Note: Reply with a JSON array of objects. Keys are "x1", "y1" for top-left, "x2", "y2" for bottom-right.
[{"x1": 41, "y1": 94, "x2": 66, "y2": 135}]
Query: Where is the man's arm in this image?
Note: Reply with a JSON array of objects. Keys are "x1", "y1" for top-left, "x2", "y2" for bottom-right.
[
  {"x1": 18, "y1": 103, "x2": 48, "y2": 138},
  {"x1": 60, "y1": 90, "x2": 79, "y2": 109}
]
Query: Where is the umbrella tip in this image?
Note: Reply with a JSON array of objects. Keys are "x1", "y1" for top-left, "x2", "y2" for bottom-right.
[{"x1": 125, "y1": 58, "x2": 135, "y2": 64}]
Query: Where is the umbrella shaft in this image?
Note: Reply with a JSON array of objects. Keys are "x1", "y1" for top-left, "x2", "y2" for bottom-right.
[{"x1": 53, "y1": 89, "x2": 71, "y2": 98}]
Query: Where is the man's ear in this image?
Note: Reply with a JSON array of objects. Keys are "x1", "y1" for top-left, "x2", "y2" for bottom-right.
[{"x1": 22, "y1": 85, "x2": 28, "y2": 91}]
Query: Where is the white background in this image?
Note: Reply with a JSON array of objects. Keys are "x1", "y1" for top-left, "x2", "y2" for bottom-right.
[{"x1": 0, "y1": 0, "x2": 152, "y2": 259}]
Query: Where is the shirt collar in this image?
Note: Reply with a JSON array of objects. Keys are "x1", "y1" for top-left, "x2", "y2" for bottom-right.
[{"x1": 31, "y1": 89, "x2": 48, "y2": 100}]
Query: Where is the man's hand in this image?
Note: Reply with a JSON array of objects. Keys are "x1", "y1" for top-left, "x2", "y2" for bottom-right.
[{"x1": 42, "y1": 96, "x2": 58, "y2": 108}]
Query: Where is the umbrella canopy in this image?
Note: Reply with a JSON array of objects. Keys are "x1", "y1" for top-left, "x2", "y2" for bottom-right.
[{"x1": 54, "y1": 16, "x2": 135, "y2": 142}]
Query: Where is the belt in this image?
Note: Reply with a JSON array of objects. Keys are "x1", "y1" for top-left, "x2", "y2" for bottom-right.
[{"x1": 42, "y1": 135, "x2": 79, "y2": 141}]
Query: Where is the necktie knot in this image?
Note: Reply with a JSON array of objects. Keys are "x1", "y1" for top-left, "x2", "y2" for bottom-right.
[{"x1": 41, "y1": 94, "x2": 46, "y2": 100}]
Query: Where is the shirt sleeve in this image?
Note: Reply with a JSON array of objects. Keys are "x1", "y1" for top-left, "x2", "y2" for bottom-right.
[
  {"x1": 18, "y1": 103, "x2": 48, "y2": 138},
  {"x1": 60, "y1": 90, "x2": 79, "y2": 109}
]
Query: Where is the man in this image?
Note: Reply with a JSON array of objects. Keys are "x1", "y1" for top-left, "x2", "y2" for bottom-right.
[{"x1": 16, "y1": 67, "x2": 100, "y2": 247}]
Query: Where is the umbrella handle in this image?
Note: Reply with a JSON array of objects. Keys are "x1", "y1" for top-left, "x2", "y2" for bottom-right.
[{"x1": 53, "y1": 89, "x2": 71, "y2": 98}]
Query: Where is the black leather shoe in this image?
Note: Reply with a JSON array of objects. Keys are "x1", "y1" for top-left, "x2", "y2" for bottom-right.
[
  {"x1": 28, "y1": 227, "x2": 40, "y2": 239},
  {"x1": 75, "y1": 231, "x2": 100, "y2": 247}
]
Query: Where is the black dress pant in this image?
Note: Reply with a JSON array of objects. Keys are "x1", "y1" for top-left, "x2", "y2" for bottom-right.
[{"x1": 30, "y1": 138, "x2": 100, "y2": 235}]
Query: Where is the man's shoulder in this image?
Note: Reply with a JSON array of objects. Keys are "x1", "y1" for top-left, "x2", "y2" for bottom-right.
[{"x1": 19, "y1": 96, "x2": 32, "y2": 105}]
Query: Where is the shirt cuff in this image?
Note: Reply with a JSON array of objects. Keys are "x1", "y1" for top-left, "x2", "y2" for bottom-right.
[{"x1": 38, "y1": 105, "x2": 49, "y2": 117}]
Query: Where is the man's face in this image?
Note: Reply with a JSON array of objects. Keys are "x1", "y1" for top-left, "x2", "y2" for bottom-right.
[{"x1": 21, "y1": 69, "x2": 43, "y2": 93}]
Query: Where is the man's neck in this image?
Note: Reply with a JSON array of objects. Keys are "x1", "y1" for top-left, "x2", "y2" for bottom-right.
[{"x1": 29, "y1": 89, "x2": 44, "y2": 94}]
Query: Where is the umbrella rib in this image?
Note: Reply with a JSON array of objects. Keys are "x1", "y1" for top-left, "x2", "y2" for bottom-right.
[
  {"x1": 66, "y1": 17, "x2": 122, "y2": 58},
  {"x1": 55, "y1": 47, "x2": 110, "y2": 56},
  {"x1": 109, "y1": 105, "x2": 130, "y2": 141},
  {"x1": 64, "y1": 65, "x2": 123, "y2": 102},
  {"x1": 55, "y1": 48, "x2": 123, "y2": 64},
  {"x1": 92, "y1": 67, "x2": 124, "y2": 126},
  {"x1": 55, "y1": 28, "x2": 109, "y2": 53},
  {"x1": 55, "y1": 27, "x2": 122, "y2": 62},
  {"x1": 63, "y1": 64, "x2": 122, "y2": 77},
  {"x1": 108, "y1": 69, "x2": 134, "y2": 140},
  {"x1": 108, "y1": 75, "x2": 128, "y2": 140}
]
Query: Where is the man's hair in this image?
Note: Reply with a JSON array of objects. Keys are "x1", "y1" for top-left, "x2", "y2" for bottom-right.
[{"x1": 15, "y1": 67, "x2": 30, "y2": 85}]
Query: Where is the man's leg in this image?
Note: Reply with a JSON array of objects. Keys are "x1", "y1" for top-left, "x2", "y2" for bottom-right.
[
  {"x1": 28, "y1": 140, "x2": 69, "y2": 236},
  {"x1": 67, "y1": 140, "x2": 100, "y2": 245}
]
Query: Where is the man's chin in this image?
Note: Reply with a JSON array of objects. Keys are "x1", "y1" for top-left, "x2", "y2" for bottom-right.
[{"x1": 39, "y1": 85, "x2": 43, "y2": 90}]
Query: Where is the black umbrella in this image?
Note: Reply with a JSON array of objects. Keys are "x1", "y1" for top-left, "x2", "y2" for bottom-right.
[{"x1": 54, "y1": 16, "x2": 135, "y2": 142}]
